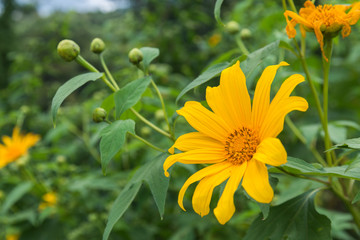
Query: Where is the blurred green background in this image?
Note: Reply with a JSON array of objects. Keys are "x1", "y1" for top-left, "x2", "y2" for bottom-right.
[{"x1": 1, "y1": 0, "x2": 360, "y2": 239}]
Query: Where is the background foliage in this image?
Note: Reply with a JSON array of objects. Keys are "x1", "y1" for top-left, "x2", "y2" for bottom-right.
[{"x1": 1, "y1": 0, "x2": 360, "y2": 239}]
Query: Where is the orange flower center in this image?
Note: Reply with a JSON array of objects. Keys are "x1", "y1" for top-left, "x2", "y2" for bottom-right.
[
  {"x1": 309, "y1": 4, "x2": 345, "y2": 29},
  {"x1": 225, "y1": 127, "x2": 259, "y2": 165}
]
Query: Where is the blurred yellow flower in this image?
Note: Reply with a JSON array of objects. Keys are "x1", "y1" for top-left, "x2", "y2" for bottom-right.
[
  {"x1": 284, "y1": 1, "x2": 360, "y2": 61},
  {"x1": 164, "y1": 61, "x2": 308, "y2": 224},
  {"x1": 208, "y1": 33, "x2": 221, "y2": 47},
  {"x1": 0, "y1": 127, "x2": 40, "y2": 168},
  {"x1": 6, "y1": 234, "x2": 20, "y2": 240},
  {"x1": 38, "y1": 192, "x2": 58, "y2": 210}
]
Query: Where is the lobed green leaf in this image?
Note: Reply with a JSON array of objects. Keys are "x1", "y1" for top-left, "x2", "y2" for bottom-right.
[
  {"x1": 244, "y1": 189, "x2": 331, "y2": 240},
  {"x1": 100, "y1": 120, "x2": 135, "y2": 174},
  {"x1": 51, "y1": 72, "x2": 103, "y2": 126}
]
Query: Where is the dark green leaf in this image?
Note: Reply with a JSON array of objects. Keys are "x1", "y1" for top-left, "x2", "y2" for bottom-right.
[
  {"x1": 214, "y1": 0, "x2": 224, "y2": 26},
  {"x1": 328, "y1": 138, "x2": 360, "y2": 151},
  {"x1": 51, "y1": 72, "x2": 103, "y2": 126},
  {"x1": 100, "y1": 120, "x2": 135, "y2": 174},
  {"x1": 1, "y1": 182, "x2": 33, "y2": 215},
  {"x1": 103, "y1": 153, "x2": 170, "y2": 240},
  {"x1": 140, "y1": 47, "x2": 160, "y2": 73},
  {"x1": 114, "y1": 76, "x2": 151, "y2": 119},
  {"x1": 176, "y1": 62, "x2": 230, "y2": 102},
  {"x1": 240, "y1": 40, "x2": 280, "y2": 86},
  {"x1": 272, "y1": 157, "x2": 360, "y2": 181},
  {"x1": 244, "y1": 189, "x2": 331, "y2": 240},
  {"x1": 102, "y1": 181, "x2": 142, "y2": 240},
  {"x1": 352, "y1": 191, "x2": 360, "y2": 204}
]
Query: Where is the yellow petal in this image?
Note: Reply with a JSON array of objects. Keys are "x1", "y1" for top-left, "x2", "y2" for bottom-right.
[
  {"x1": 253, "y1": 138, "x2": 287, "y2": 166},
  {"x1": 177, "y1": 101, "x2": 232, "y2": 142},
  {"x1": 242, "y1": 159, "x2": 273, "y2": 203},
  {"x1": 313, "y1": 21, "x2": 327, "y2": 61},
  {"x1": 260, "y1": 96, "x2": 308, "y2": 139},
  {"x1": 178, "y1": 162, "x2": 232, "y2": 211},
  {"x1": 206, "y1": 61, "x2": 251, "y2": 129},
  {"x1": 163, "y1": 148, "x2": 226, "y2": 177},
  {"x1": 251, "y1": 62, "x2": 289, "y2": 131},
  {"x1": 168, "y1": 132, "x2": 223, "y2": 154},
  {"x1": 192, "y1": 167, "x2": 231, "y2": 217},
  {"x1": 1, "y1": 136, "x2": 12, "y2": 146},
  {"x1": 284, "y1": 11, "x2": 312, "y2": 38},
  {"x1": 213, "y1": 163, "x2": 247, "y2": 224}
]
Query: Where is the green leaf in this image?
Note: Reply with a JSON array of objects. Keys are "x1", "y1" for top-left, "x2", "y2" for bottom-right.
[
  {"x1": 51, "y1": 72, "x2": 103, "y2": 126},
  {"x1": 240, "y1": 40, "x2": 280, "y2": 86},
  {"x1": 279, "y1": 40, "x2": 298, "y2": 57},
  {"x1": 244, "y1": 189, "x2": 331, "y2": 240},
  {"x1": 214, "y1": 0, "x2": 224, "y2": 26},
  {"x1": 100, "y1": 120, "x2": 135, "y2": 174},
  {"x1": 352, "y1": 191, "x2": 360, "y2": 204},
  {"x1": 1, "y1": 182, "x2": 33, "y2": 215},
  {"x1": 273, "y1": 157, "x2": 360, "y2": 181},
  {"x1": 176, "y1": 62, "x2": 230, "y2": 102},
  {"x1": 328, "y1": 123, "x2": 347, "y2": 144},
  {"x1": 114, "y1": 76, "x2": 151, "y2": 119},
  {"x1": 346, "y1": 156, "x2": 360, "y2": 172},
  {"x1": 140, "y1": 47, "x2": 160, "y2": 73},
  {"x1": 103, "y1": 153, "x2": 170, "y2": 240},
  {"x1": 101, "y1": 93, "x2": 115, "y2": 113},
  {"x1": 328, "y1": 138, "x2": 360, "y2": 151},
  {"x1": 102, "y1": 181, "x2": 142, "y2": 240}
]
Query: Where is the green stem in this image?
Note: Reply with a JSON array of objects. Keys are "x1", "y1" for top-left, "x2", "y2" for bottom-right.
[
  {"x1": 130, "y1": 108, "x2": 173, "y2": 140},
  {"x1": 150, "y1": 79, "x2": 174, "y2": 141},
  {"x1": 128, "y1": 132, "x2": 166, "y2": 153},
  {"x1": 322, "y1": 37, "x2": 334, "y2": 166},
  {"x1": 287, "y1": 0, "x2": 298, "y2": 13},
  {"x1": 331, "y1": 184, "x2": 360, "y2": 231},
  {"x1": 100, "y1": 53, "x2": 120, "y2": 90},
  {"x1": 20, "y1": 166, "x2": 49, "y2": 194},
  {"x1": 235, "y1": 34, "x2": 249, "y2": 55},
  {"x1": 75, "y1": 55, "x2": 116, "y2": 92},
  {"x1": 285, "y1": 116, "x2": 326, "y2": 166}
]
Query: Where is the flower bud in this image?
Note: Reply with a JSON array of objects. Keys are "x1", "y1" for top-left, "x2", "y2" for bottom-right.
[
  {"x1": 57, "y1": 39, "x2": 80, "y2": 62},
  {"x1": 140, "y1": 126, "x2": 151, "y2": 136},
  {"x1": 155, "y1": 109, "x2": 165, "y2": 120},
  {"x1": 128, "y1": 48, "x2": 143, "y2": 65},
  {"x1": 92, "y1": 107, "x2": 107, "y2": 123},
  {"x1": 240, "y1": 28, "x2": 252, "y2": 39},
  {"x1": 90, "y1": 38, "x2": 106, "y2": 54},
  {"x1": 225, "y1": 21, "x2": 240, "y2": 35}
]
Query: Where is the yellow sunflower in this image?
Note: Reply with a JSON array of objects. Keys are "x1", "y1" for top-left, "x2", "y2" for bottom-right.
[
  {"x1": 0, "y1": 127, "x2": 40, "y2": 168},
  {"x1": 163, "y1": 61, "x2": 308, "y2": 224},
  {"x1": 284, "y1": 1, "x2": 360, "y2": 61}
]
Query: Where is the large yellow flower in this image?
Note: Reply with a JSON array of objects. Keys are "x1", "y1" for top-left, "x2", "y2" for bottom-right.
[
  {"x1": 163, "y1": 61, "x2": 308, "y2": 224},
  {"x1": 0, "y1": 127, "x2": 40, "y2": 168},
  {"x1": 284, "y1": 1, "x2": 360, "y2": 61}
]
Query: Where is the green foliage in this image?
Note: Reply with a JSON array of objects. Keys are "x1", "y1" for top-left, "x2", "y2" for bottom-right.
[
  {"x1": 244, "y1": 189, "x2": 331, "y2": 240},
  {"x1": 114, "y1": 76, "x2": 151, "y2": 119},
  {"x1": 51, "y1": 72, "x2": 103, "y2": 126},
  {"x1": 214, "y1": 0, "x2": 225, "y2": 26},
  {"x1": 99, "y1": 120, "x2": 135, "y2": 174},
  {"x1": 140, "y1": 47, "x2": 160, "y2": 73},
  {"x1": 0, "y1": 182, "x2": 33, "y2": 215}
]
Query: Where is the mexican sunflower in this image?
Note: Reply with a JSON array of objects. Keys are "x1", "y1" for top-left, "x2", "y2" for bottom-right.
[
  {"x1": 0, "y1": 127, "x2": 40, "y2": 168},
  {"x1": 284, "y1": 1, "x2": 360, "y2": 61},
  {"x1": 163, "y1": 61, "x2": 308, "y2": 224}
]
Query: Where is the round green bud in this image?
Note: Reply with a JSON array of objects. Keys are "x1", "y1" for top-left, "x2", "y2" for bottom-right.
[
  {"x1": 92, "y1": 107, "x2": 107, "y2": 123},
  {"x1": 240, "y1": 28, "x2": 252, "y2": 39},
  {"x1": 128, "y1": 48, "x2": 143, "y2": 65},
  {"x1": 155, "y1": 109, "x2": 165, "y2": 120},
  {"x1": 57, "y1": 39, "x2": 80, "y2": 62},
  {"x1": 140, "y1": 126, "x2": 151, "y2": 136},
  {"x1": 90, "y1": 38, "x2": 106, "y2": 54},
  {"x1": 225, "y1": 21, "x2": 240, "y2": 35}
]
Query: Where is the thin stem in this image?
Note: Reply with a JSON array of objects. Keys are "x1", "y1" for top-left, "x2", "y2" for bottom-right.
[
  {"x1": 130, "y1": 108, "x2": 172, "y2": 140},
  {"x1": 75, "y1": 55, "x2": 116, "y2": 92},
  {"x1": 285, "y1": 116, "x2": 326, "y2": 166},
  {"x1": 276, "y1": 167, "x2": 330, "y2": 185},
  {"x1": 100, "y1": 53, "x2": 120, "y2": 90},
  {"x1": 322, "y1": 37, "x2": 335, "y2": 165},
  {"x1": 150, "y1": 79, "x2": 174, "y2": 141},
  {"x1": 287, "y1": 0, "x2": 298, "y2": 13},
  {"x1": 236, "y1": 34, "x2": 249, "y2": 55},
  {"x1": 128, "y1": 132, "x2": 166, "y2": 153}
]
